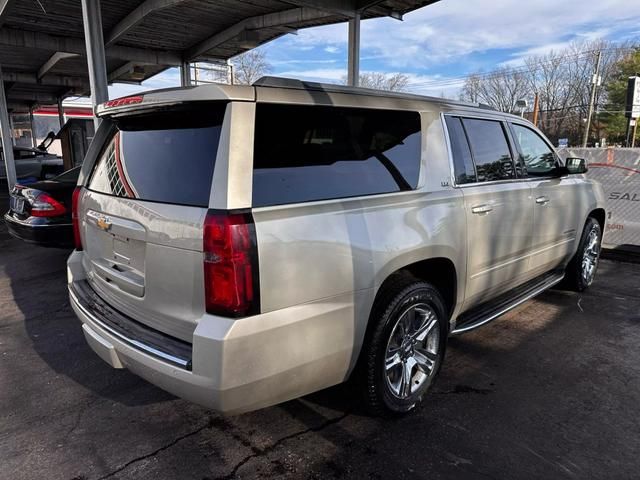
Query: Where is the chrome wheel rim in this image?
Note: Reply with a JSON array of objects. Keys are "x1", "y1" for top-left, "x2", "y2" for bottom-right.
[
  {"x1": 384, "y1": 304, "x2": 440, "y2": 400},
  {"x1": 581, "y1": 227, "x2": 600, "y2": 286}
]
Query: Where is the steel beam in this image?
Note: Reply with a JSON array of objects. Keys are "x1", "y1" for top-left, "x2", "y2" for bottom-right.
[
  {"x1": 180, "y1": 61, "x2": 191, "y2": 86},
  {"x1": 108, "y1": 61, "x2": 139, "y2": 83},
  {"x1": 0, "y1": 28, "x2": 182, "y2": 66},
  {"x1": 57, "y1": 97, "x2": 65, "y2": 129},
  {"x1": 4, "y1": 92, "x2": 59, "y2": 103},
  {"x1": 185, "y1": 7, "x2": 331, "y2": 60},
  {"x1": 29, "y1": 104, "x2": 36, "y2": 147},
  {"x1": 282, "y1": 0, "x2": 357, "y2": 18},
  {"x1": 2, "y1": 71, "x2": 87, "y2": 88},
  {"x1": 106, "y1": 0, "x2": 188, "y2": 46},
  {"x1": 347, "y1": 11, "x2": 360, "y2": 87},
  {"x1": 37, "y1": 52, "x2": 79, "y2": 79},
  {"x1": 0, "y1": 64, "x2": 17, "y2": 190},
  {"x1": 284, "y1": 1, "x2": 402, "y2": 19},
  {"x1": 81, "y1": 0, "x2": 109, "y2": 129},
  {"x1": 0, "y1": 0, "x2": 12, "y2": 28}
]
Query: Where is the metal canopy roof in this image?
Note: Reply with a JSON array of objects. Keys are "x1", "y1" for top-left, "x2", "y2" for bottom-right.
[{"x1": 0, "y1": 0, "x2": 439, "y2": 112}]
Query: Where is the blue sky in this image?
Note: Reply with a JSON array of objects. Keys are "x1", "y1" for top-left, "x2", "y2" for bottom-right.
[{"x1": 110, "y1": 0, "x2": 640, "y2": 99}]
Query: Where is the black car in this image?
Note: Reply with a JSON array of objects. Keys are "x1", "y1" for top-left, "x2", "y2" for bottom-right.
[
  {"x1": 0, "y1": 134, "x2": 64, "y2": 181},
  {"x1": 4, "y1": 166, "x2": 80, "y2": 248}
]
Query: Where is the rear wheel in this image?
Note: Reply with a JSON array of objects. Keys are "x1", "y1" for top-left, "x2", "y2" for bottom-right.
[
  {"x1": 564, "y1": 217, "x2": 602, "y2": 292},
  {"x1": 358, "y1": 277, "x2": 448, "y2": 416}
]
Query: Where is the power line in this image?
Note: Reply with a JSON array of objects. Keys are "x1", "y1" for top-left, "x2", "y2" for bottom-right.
[
  {"x1": 408, "y1": 45, "x2": 634, "y2": 89},
  {"x1": 405, "y1": 45, "x2": 637, "y2": 90}
]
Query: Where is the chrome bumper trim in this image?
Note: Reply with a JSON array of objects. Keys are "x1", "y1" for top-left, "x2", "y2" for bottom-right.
[{"x1": 69, "y1": 284, "x2": 192, "y2": 370}]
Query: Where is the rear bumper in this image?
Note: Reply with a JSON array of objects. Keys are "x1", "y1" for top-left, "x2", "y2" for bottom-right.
[
  {"x1": 4, "y1": 213, "x2": 73, "y2": 248},
  {"x1": 67, "y1": 250, "x2": 358, "y2": 415}
]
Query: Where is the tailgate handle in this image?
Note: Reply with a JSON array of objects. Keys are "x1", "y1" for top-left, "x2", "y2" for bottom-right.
[
  {"x1": 91, "y1": 259, "x2": 145, "y2": 297},
  {"x1": 86, "y1": 210, "x2": 146, "y2": 241}
]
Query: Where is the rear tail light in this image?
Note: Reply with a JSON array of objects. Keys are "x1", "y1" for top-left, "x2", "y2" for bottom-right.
[
  {"x1": 203, "y1": 210, "x2": 260, "y2": 317},
  {"x1": 24, "y1": 190, "x2": 67, "y2": 217},
  {"x1": 72, "y1": 187, "x2": 83, "y2": 250}
]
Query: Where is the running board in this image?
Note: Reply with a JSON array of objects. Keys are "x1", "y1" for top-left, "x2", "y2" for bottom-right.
[{"x1": 451, "y1": 270, "x2": 565, "y2": 335}]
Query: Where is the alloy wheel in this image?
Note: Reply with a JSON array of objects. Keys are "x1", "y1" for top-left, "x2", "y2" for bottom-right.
[
  {"x1": 384, "y1": 304, "x2": 440, "y2": 399},
  {"x1": 581, "y1": 226, "x2": 600, "y2": 286}
]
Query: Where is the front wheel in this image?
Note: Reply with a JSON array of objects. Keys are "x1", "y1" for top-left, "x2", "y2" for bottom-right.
[
  {"x1": 564, "y1": 217, "x2": 602, "y2": 292},
  {"x1": 358, "y1": 277, "x2": 448, "y2": 416}
]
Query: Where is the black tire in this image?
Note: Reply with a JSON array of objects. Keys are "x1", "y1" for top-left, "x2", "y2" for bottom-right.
[
  {"x1": 563, "y1": 217, "x2": 602, "y2": 292},
  {"x1": 357, "y1": 275, "x2": 448, "y2": 417}
]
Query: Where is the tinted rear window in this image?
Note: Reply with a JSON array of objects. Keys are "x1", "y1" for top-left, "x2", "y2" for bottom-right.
[
  {"x1": 444, "y1": 116, "x2": 476, "y2": 184},
  {"x1": 461, "y1": 118, "x2": 515, "y2": 182},
  {"x1": 252, "y1": 104, "x2": 421, "y2": 207},
  {"x1": 88, "y1": 103, "x2": 226, "y2": 207}
]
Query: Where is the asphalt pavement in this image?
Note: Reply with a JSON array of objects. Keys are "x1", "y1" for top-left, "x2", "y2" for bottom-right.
[{"x1": 1, "y1": 192, "x2": 640, "y2": 479}]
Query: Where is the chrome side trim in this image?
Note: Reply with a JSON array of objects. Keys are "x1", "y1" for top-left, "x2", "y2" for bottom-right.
[
  {"x1": 450, "y1": 273, "x2": 564, "y2": 335},
  {"x1": 69, "y1": 285, "x2": 191, "y2": 369}
]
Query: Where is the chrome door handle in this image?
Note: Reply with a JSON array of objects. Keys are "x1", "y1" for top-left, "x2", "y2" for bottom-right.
[
  {"x1": 471, "y1": 204, "x2": 493, "y2": 214},
  {"x1": 535, "y1": 196, "x2": 550, "y2": 205}
]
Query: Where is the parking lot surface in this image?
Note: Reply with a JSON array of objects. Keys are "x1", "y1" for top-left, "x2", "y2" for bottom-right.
[{"x1": 2, "y1": 205, "x2": 640, "y2": 479}]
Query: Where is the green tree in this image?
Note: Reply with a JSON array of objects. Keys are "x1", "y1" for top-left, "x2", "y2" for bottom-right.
[{"x1": 602, "y1": 47, "x2": 640, "y2": 144}]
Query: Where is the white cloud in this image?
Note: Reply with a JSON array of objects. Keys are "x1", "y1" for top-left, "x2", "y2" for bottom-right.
[
  {"x1": 280, "y1": 0, "x2": 640, "y2": 69},
  {"x1": 271, "y1": 58, "x2": 338, "y2": 66},
  {"x1": 274, "y1": 68, "x2": 346, "y2": 83},
  {"x1": 107, "y1": 0, "x2": 640, "y2": 101}
]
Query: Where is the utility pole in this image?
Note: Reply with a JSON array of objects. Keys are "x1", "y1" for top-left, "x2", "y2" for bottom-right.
[
  {"x1": 532, "y1": 92, "x2": 540, "y2": 127},
  {"x1": 582, "y1": 50, "x2": 602, "y2": 148}
]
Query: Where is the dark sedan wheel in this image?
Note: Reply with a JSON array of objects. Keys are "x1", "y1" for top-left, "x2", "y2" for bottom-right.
[{"x1": 358, "y1": 276, "x2": 448, "y2": 416}]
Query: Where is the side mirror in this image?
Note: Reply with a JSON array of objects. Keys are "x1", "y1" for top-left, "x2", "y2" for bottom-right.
[{"x1": 565, "y1": 157, "x2": 588, "y2": 174}]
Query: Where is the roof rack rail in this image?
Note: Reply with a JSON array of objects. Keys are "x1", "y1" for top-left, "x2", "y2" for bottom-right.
[{"x1": 253, "y1": 76, "x2": 495, "y2": 110}]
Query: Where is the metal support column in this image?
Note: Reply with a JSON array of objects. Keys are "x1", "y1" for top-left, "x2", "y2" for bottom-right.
[
  {"x1": 0, "y1": 64, "x2": 17, "y2": 190},
  {"x1": 81, "y1": 0, "x2": 109, "y2": 130},
  {"x1": 180, "y1": 61, "x2": 191, "y2": 87},
  {"x1": 57, "y1": 97, "x2": 65, "y2": 130},
  {"x1": 347, "y1": 11, "x2": 361, "y2": 87},
  {"x1": 29, "y1": 105, "x2": 37, "y2": 148}
]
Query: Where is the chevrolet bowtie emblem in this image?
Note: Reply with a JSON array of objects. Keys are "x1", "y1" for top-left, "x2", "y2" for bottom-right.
[{"x1": 96, "y1": 216, "x2": 112, "y2": 232}]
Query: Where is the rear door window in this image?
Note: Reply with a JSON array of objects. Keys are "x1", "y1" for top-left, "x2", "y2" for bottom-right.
[
  {"x1": 88, "y1": 103, "x2": 226, "y2": 207},
  {"x1": 252, "y1": 104, "x2": 421, "y2": 207},
  {"x1": 461, "y1": 118, "x2": 515, "y2": 182}
]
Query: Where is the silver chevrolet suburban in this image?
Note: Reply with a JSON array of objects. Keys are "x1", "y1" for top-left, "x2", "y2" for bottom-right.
[{"x1": 67, "y1": 77, "x2": 606, "y2": 416}]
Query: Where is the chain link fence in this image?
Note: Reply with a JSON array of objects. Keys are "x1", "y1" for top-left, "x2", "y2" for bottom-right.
[{"x1": 559, "y1": 148, "x2": 640, "y2": 250}]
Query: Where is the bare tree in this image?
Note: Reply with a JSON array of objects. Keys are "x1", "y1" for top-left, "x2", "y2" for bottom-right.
[
  {"x1": 460, "y1": 67, "x2": 530, "y2": 113},
  {"x1": 460, "y1": 73, "x2": 482, "y2": 103},
  {"x1": 343, "y1": 72, "x2": 410, "y2": 91},
  {"x1": 232, "y1": 49, "x2": 272, "y2": 85},
  {"x1": 460, "y1": 39, "x2": 635, "y2": 143}
]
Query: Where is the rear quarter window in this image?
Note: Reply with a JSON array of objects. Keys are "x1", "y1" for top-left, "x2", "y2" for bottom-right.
[
  {"x1": 88, "y1": 103, "x2": 226, "y2": 207},
  {"x1": 252, "y1": 104, "x2": 421, "y2": 207}
]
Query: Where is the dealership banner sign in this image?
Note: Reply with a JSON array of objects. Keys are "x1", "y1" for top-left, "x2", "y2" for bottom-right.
[{"x1": 560, "y1": 148, "x2": 640, "y2": 249}]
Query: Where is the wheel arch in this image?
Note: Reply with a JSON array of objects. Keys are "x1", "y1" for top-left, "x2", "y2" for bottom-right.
[
  {"x1": 371, "y1": 256, "x2": 458, "y2": 329},
  {"x1": 588, "y1": 208, "x2": 606, "y2": 232},
  {"x1": 348, "y1": 256, "x2": 457, "y2": 386}
]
